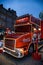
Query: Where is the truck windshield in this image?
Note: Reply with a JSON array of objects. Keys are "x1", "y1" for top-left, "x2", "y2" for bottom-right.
[{"x1": 15, "y1": 25, "x2": 31, "y2": 33}]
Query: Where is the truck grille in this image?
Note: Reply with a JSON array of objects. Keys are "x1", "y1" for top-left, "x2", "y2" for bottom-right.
[
  {"x1": 4, "y1": 48, "x2": 19, "y2": 56},
  {"x1": 5, "y1": 39, "x2": 15, "y2": 50}
]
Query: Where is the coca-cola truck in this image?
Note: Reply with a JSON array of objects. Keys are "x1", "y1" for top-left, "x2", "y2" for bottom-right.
[{"x1": 3, "y1": 15, "x2": 40, "y2": 58}]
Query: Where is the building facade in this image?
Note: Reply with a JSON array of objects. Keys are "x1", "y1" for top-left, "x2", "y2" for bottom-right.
[{"x1": 0, "y1": 4, "x2": 17, "y2": 31}]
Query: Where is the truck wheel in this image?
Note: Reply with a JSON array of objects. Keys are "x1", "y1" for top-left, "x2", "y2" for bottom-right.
[{"x1": 29, "y1": 44, "x2": 34, "y2": 54}]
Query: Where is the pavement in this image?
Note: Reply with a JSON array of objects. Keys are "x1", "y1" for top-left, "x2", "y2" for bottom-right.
[
  {"x1": 0, "y1": 52, "x2": 43, "y2": 65},
  {"x1": 39, "y1": 47, "x2": 43, "y2": 60}
]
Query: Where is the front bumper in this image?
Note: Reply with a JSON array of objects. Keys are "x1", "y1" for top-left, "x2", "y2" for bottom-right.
[{"x1": 4, "y1": 47, "x2": 24, "y2": 58}]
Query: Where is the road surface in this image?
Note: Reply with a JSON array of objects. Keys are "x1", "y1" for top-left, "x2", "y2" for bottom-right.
[{"x1": 0, "y1": 52, "x2": 43, "y2": 65}]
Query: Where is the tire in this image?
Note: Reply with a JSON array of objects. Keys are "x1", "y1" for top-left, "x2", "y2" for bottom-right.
[{"x1": 29, "y1": 44, "x2": 34, "y2": 54}]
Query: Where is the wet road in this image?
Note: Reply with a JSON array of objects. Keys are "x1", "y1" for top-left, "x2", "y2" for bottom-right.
[{"x1": 0, "y1": 52, "x2": 43, "y2": 65}]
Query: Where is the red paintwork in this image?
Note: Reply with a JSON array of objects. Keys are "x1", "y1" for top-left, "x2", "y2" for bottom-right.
[
  {"x1": 6, "y1": 33, "x2": 23, "y2": 39},
  {"x1": 16, "y1": 33, "x2": 32, "y2": 48},
  {"x1": 16, "y1": 17, "x2": 30, "y2": 24},
  {"x1": 32, "y1": 52, "x2": 41, "y2": 60}
]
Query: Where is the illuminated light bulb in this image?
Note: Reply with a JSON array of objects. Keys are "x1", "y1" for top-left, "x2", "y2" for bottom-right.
[
  {"x1": 34, "y1": 28, "x2": 36, "y2": 31},
  {"x1": 38, "y1": 28, "x2": 41, "y2": 31}
]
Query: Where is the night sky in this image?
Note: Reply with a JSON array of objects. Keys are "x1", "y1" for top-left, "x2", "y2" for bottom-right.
[{"x1": 0, "y1": 0, "x2": 43, "y2": 18}]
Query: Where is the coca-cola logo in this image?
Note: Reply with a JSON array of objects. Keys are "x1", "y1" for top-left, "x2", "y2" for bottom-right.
[{"x1": 23, "y1": 38, "x2": 30, "y2": 43}]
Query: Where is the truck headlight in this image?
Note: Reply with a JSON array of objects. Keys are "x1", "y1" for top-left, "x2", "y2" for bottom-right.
[
  {"x1": 17, "y1": 48, "x2": 23, "y2": 52},
  {"x1": 17, "y1": 48, "x2": 24, "y2": 55}
]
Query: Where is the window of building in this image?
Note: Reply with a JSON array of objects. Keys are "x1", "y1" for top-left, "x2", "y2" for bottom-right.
[
  {"x1": 0, "y1": 14, "x2": 6, "y2": 20},
  {"x1": 0, "y1": 20, "x2": 5, "y2": 27},
  {"x1": 7, "y1": 17, "x2": 12, "y2": 22}
]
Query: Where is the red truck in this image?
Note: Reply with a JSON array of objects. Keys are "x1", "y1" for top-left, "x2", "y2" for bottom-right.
[{"x1": 3, "y1": 15, "x2": 40, "y2": 58}]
